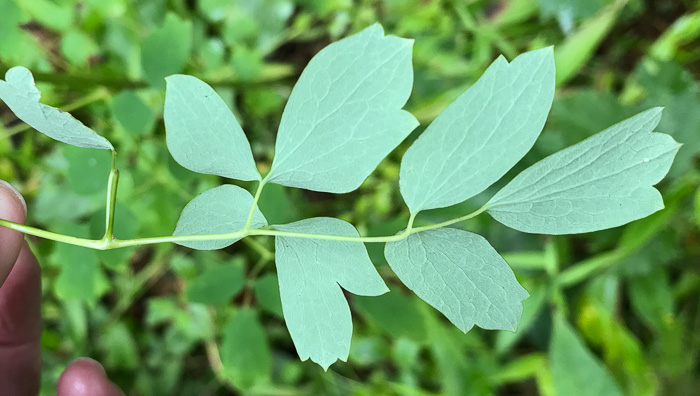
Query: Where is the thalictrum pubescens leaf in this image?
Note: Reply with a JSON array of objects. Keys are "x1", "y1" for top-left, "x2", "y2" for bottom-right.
[
  {"x1": 487, "y1": 108, "x2": 680, "y2": 234},
  {"x1": 173, "y1": 185, "x2": 267, "y2": 250},
  {"x1": 164, "y1": 75, "x2": 260, "y2": 181},
  {"x1": 384, "y1": 228, "x2": 528, "y2": 332},
  {"x1": 274, "y1": 217, "x2": 388, "y2": 369},
  {"x1": 0, "y1": 67, "x2": 113, "y2": 150},
  {"x1": 399, "y1": 47, "x2": 555, "y2": 213},
  {"x1": 268, "y1": 24, "x2": 418, "y2": 193}
]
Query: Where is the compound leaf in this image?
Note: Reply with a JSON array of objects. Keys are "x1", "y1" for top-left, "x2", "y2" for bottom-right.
[
  {"x1": 0, "y1": 67, "x2": 113, "y2": 150},
  {"x1": 269, "y1": 24, "x2": 417, "y2": 193},
  {"x1": 384, "y1": 228, "x2": 528, "y2": 332},
  {"x1": 274, "y1": 217, "x2": 388, "y2": 369},
  {"x1": 399, "y1": 47, "x2": 555, "y2": 213},
  {"x1": 487, "y1": 108, "x2": 681, "y2": 234},
  {"x1": 174, "y1": 185, "x2": 267, "y2": 250},
  {"x1": 550, "y1": 316, "x2": 624, "y2": 396},
  {"x1": 165, "y1": 75, "x2": 259, "y2": 181}
]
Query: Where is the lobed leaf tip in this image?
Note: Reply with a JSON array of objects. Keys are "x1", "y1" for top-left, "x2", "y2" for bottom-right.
[
  {"x1": 164, "y1": 74, "x2": 188, "y2": 84},
  {"x1": 6, "y1": 66, "x2": 31, "y2": 80},
  {"x1": 367, "y1": 22, "x2": 384, "y2": 34}
]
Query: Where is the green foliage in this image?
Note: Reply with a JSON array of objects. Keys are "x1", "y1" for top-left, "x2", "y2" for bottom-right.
[
  {"x1": 185, "y1": 263, "x2": 246, "y2": 305},
  {"x1": 220, "y1": 309, "x2": 271, "y2": 389},
  {"x1": 141, "y1": 13, "x2": 193, "y2": 88},
  {"x1": 0, "y1": 1, "x2": 698, "y2": 394},
  {"x1": 354, "y1": 288, "x2": 427, "y2": 342},
  {"x1": 110, "y1": 91, "x2": 156, "y2": 137},
  {"x1": 253, "y1": 274, "x2": 283, "y2": 317},
  {"x1": 550, "y1": 316, "x2": 624, "y2": 396}
]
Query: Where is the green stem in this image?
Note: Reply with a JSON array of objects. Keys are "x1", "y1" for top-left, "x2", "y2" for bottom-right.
[
  {"x1": 104, "y1": 151, "x2": 119, "y2": 241},
  {"x1": 0, "y1": 219, "x2": 108, "y2": 249},
  {"x1": 244, "y1": 176, "x2": 269, "y2": 231},
  {"x1": 0, "y1": 205, "x2": 491, "y2": 250}
]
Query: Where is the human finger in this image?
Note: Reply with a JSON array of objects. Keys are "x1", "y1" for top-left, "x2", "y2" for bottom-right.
[
  {"x1": 57, "y1": 358, "x2": 126, "y2": 396},
  {"x1": 0, "y1": 243, "x2": 42, "y2": 395},
  {"x1": 0, "y1": 180, "x2": 27, "y2": 287}
]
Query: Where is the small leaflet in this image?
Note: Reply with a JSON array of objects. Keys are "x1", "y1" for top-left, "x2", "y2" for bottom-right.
[
  {"x1": 399, "y1": 47, "x2": 555, "y2": 213},
  {"x1": 0, "y1": 67, "x2": 113, "y2": 150},
  {"x1": 384, "y1": 228, "x2": 528, "y2": 333},
  {"x1": 487, "y1": 108, "x2": 681, "y2": 234},
  {"x1": 274, "y1": 218, "x2": 388, "y2": 369},
  {"x1": 165, "y1": 75, "x2": 260, "y2": 181},
  {"x1": 173, "y1": 185, "x2": 267, "y2": 250},
  {"x1": 269, "y1": 24, "x2": 418, "y2": 193}
]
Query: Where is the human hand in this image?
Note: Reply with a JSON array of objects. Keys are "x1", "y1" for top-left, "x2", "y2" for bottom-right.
[{"x1": 0, "y1": 180, "x2": 125, "y2": 396}]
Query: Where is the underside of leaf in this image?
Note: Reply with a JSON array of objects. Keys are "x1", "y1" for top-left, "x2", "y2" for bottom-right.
[
  {"x1": 269, "y1": 24, "x2": 418, "y2": 193},
  {"x1": 173, "y1": 185, "x2": 267, "y2": 250},
  {"x1": 274, "y1": 218, "x2": 388, "y2": 369},
  {"x1": 487, "y1": 107, "x2": 681, "y2": 234},
  {"x1": 0, "y1": 67, "x2": 113, "y2": 150},
  {"x1": 399, "y1": 47, "x2": 555, "y2": 213},
  {"x1": 385, "y1": 228, "x2": 529, "y2": 333}
]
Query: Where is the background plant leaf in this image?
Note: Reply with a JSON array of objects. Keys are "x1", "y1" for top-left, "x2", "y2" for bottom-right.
[
  {"x1": 220, "y1": 309, "x2": 271, "y2": 390},
  {"x1": 141, "y1": 13, "x2": 193, "y2": 88},
  {"x1": 185, "y1": 263, "x2": 246, "y2": 305},
  {"x1": 550, "y1": 316, "x2": 624, "y2": 396}
]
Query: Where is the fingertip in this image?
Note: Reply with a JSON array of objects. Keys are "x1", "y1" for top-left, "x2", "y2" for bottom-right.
[
  {"x1": 57, "y1": 358, "x2": 125, "y2": 396},
  {"x1": 0, "y1": 180, "x2": 28, "y2": 287},
  {"x1": 0, "y1": 180, "x2": 26, "y2": 220}
]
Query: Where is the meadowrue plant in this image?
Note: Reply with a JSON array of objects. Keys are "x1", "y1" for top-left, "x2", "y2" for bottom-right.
[{"x1": 0, "y1": 24, "x2": 680, "y2": 369}]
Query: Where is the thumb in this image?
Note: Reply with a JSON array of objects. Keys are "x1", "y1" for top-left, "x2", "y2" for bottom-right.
[
  {"x1": 57, "y1": 358, "x2": 125, "y2": 396},
  {"x1": 0, "y1": 180, "x2": 27, "y2": 287}
]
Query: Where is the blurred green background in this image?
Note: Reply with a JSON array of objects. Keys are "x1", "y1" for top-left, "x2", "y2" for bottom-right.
[{"x1": 1, "y1": 0, "x2": 699, "y2": 395}]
